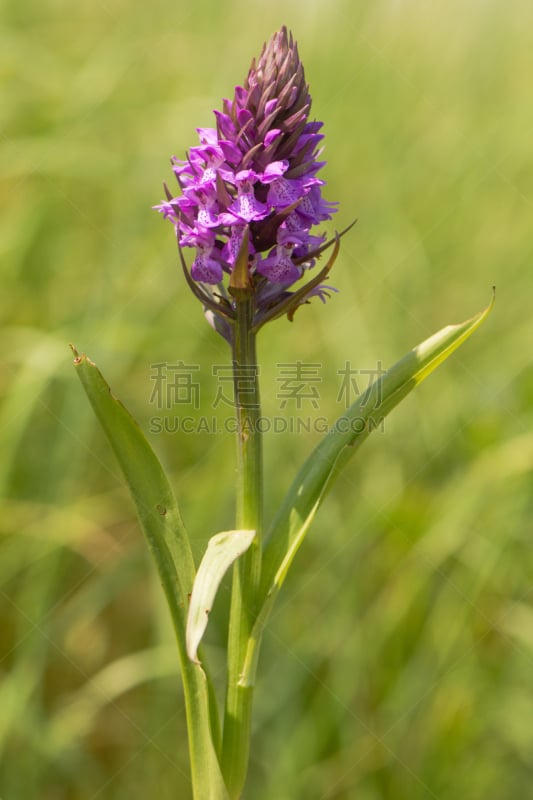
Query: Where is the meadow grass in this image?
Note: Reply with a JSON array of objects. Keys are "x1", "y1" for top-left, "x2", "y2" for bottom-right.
[{"x1": 1, "y1": 1, "x2": 532, "y2": 798}]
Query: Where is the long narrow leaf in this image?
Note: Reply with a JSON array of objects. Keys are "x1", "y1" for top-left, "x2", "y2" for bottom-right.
[
  {"x1": 71, "y1": 348, "x2": 195, "y2": 597},
  {"x1": 72, "y1": 348, "x2": 228, "y2": 800},
  {"x1": 240, "y1": 294, "x2": 494, "y2": 687}
]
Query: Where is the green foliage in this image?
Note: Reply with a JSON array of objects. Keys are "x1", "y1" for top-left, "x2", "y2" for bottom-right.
[
  {"x1": 1, "y1": 1, "x2": 532, "y2": 798},
  {"x1": 243, "y1": 297, "x2": 494, "y2": 692},
  {"x1": 72, "y1": 349, "x2": 227, "y2": 798}
]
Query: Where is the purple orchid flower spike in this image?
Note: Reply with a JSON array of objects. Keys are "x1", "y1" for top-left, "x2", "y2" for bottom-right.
[{"x1": 155, "y1": 26, "x2": 352, "y2": 337}]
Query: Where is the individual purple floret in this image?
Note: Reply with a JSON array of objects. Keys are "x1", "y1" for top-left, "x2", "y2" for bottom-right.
[{"x1": 155, "y1": 26, "x2": 351, "y2": 333}]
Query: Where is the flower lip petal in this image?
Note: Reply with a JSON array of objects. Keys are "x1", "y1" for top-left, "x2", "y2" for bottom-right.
[
  {"x1": 190, "y1": 244, "x2": 224, "y2": 284},
  {"x1": 257, "y1": 243, "x2": 301, "y2": 285}
]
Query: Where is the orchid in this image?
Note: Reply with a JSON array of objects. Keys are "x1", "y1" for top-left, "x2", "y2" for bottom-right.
[{"x1": 74, "y1": 26, "x2": 493, "y2": 800}]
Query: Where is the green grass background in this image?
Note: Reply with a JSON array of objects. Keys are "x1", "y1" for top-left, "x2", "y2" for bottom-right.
[{"x1": 1, "y1": 0, "x2": 532, "y2": 798}]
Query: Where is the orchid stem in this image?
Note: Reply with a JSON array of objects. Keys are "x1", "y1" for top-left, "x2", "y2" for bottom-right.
[{"x1": 221, "y1": 295, "x2": 263, "y2": 798}]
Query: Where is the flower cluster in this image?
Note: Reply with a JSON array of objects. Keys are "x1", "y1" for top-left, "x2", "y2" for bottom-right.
[{"x1": 156, "y1": 27, "x2": 345, "y2": 331}]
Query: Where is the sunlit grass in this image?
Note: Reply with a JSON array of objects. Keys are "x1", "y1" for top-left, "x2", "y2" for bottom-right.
[{"x1": 1, "y1": 1, "x2": 532, "y2": 797}]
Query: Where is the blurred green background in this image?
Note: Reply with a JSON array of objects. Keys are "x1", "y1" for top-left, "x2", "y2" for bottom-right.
[{"x1": 1, "y1": 0, "x2": 532, "y2": 798}]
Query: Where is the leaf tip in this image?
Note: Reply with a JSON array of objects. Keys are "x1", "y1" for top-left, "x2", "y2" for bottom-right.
[
  {"x1": 483, "y1": 285, "x2": 496, "y2": 318},
  {"x1": 70, "y1": 346, "x2": 97, "y2": 369},
  {"x1": 186, "y1": 529, "x2": 256, "y2": 664},
  {"x1": 70, "y1": 343, "x2": 83, "y2": 364}
]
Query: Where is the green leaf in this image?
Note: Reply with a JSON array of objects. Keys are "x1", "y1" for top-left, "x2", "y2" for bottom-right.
[
  {"x1": 72, "y1": 348, "x2": 229, "y2": 800},
  {"x1": 71, "y1": 347, "x2": 195, "y2": 610},
  {"x1": 240, "y1": 293, "x2": 495, "y2": 688},
  {"x1": 187, "y1": 530, "x2": 256, "y2": 664}
]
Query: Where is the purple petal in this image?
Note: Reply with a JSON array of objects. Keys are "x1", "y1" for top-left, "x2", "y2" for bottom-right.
[
  {"x1": 222, "y1": 225, "x2": 254, "y2": 266},
  {"x1": 153, "y1": 200, "x2": 178, "y2": 222},
  {"x1": 264, "y1": 98, "x2": 279, "y2": 115},
  {"x1": 264, "y1": 129, "x2": 282, "y2": 147},
  {"x1": 257, "y1": 244, "x2": 301, "y2": 285},
  {"x1": 237, "y1": 108, "x2": 254, "y2": 129},
  {"x1": 261, "y1": 160, "x2": 289, "y2": 182},
  {"x1": 191, "y1": 247, "x2": 223, "y2": 284},
  {"x1": 214, "y1": 110, "x2": 236, "y2": 139},
  {"x1": 234, "y1": 86, "x2": 248, "y2": 107},
  {"x1": 266, "y1": 176, "x2": 305, "y2": 209},
  {"x1": 196, "y1": 128, "x2": 218, "y2": 145}
]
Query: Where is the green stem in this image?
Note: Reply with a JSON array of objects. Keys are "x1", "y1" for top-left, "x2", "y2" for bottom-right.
[{"x1": 221, "y1": 297, "x2": 263, "y2": 798}]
